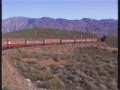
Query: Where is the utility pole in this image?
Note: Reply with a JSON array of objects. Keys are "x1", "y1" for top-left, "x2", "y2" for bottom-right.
[
  {"x1": 105, "y1": 29, "x2": 108, "y2": 36},
  {"x1": 69, "y1": 30, "x2": 71, "y2": 35},
  {"x1": 74, "y1": 33, "x2": 76, "y2": 41},
  {"x1": 52, "y1": 35, "x2": 53, "y2": 39},
  {"x1": 35, "y1": 29, "x2": 37, "y2": 40},
  {"x1": 74, "y1": 25, "x2": 77, "y2": 39},
  {"x1": 81, "y1": 34, "x2": 82, "y2": 39}
]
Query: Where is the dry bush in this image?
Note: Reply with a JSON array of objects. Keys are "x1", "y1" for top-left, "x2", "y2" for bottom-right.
[
  {"x1": 45, "y1": 78, "x2": 64, "y2": 90},
  {"x1": 97, "y1": 67, "x2": 107, "y2": 76},
  {"x1": 4, "y1": 43, "x2": 117, "y2": 90},
  {"x1": 52, "y1": 54, "x2": 61, "y2": 62},
  {"x1": 13, "y1": 59, "x2": 53, "y2": 81}
]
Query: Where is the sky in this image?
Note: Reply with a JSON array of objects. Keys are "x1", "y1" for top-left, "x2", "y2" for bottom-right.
[{"x1": 2, "y1": 0, "x2": 118, "y2": 20}]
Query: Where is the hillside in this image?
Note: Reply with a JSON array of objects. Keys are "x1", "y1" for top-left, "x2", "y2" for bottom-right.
[
  {"x1": 2, "y1": 28, "x2": 118, "y2": 47},
  {"x1": 2, "y1": 17, "x2": 117, "y2": 37},
  {"x1": 2, "y1": 28, "x2": 97, "y2": 39},
  {"x1": 2, "y1": 43, "x2": 118, "y2": 90}
]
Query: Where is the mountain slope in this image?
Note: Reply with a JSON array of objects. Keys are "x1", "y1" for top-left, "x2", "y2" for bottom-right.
[{"x1": 2, "y1": 17, "x2": 118, "y2": 37}]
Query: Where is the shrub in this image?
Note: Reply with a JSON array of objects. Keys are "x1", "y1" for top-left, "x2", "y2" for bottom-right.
[
  {"x1": 98, "y1": 68, "x2": 107, "y2": 76},
  {"x1": 17, "y1": 48, "x2": 22, "y2": 53},
  {"x1": 45, "y1": 78, "x2": 64, "y2": 90},
  {"x1": 52, "y1": 55, "x2": 60, "y2": 62}
]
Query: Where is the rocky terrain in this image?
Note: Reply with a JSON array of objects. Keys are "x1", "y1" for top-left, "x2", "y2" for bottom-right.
[
  {"x1": 2, "y1": 17, "x2": 117, "y2": 37},
  {"x1": 2, "y1": 42, "x2": 118, "y2": 90}
]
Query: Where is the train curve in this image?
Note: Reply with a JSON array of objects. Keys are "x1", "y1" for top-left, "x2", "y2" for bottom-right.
[{"x1": 2, "y1": 38, "x2": 99, "y2": 50}]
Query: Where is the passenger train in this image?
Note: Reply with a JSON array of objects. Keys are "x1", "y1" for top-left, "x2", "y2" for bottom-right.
[{"x1": 2, "y1": 38, "x2": 99, "y2": 49}]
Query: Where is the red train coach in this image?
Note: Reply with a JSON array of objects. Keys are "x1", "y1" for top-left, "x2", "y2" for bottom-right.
[
  {"x1": 85, "y1": 38, "x2": 93, "y2": 42},
  {"x1": 61, "y1": 39, "x2": 75, "y2": 44},
  {"x1": 44, "y1": 39, "x2": 61, "y2": 45},
  {"x1": 7, "y1": 39, "x2": 26, "y2": 45},
  {"x1": 92, "y1": 38, "x2": 98, "y2": 42},
  {"x1": 75, "y1": 39, "x2": 86, "y2": 43},
  {"x1": 2, "y1": 39, "x2": 26, "y2": 49},
  {"x1": 2, "y1": 39, "x2": 8, "y2": 45},
  {"x1": 85, "y1": 38, "x2": 98, "y2": 42},
  {"x1": 26, "y1": 39, "x2": 44, "y2": 46}
]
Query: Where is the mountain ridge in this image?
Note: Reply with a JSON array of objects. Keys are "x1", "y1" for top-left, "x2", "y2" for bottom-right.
[
  {"x1": 3, "y1": 16, "x2": 117, "y2": 20},
  {"x1": 2, "y1": 17, "x2": 118, "y2": 37}
]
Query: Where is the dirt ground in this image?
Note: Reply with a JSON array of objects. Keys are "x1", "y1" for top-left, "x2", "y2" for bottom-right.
[{"x1": 2, "y1": 42, "x2": 118, "y2": 90}]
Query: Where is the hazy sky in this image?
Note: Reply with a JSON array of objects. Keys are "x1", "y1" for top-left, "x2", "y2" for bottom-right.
[{"x1": 2, "y1": 0, "x2": 118, "y2": 20}]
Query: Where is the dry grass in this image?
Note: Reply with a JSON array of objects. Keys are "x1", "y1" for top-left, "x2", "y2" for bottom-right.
[{"x1": 2, "y1": 43, "x2": 118, "y2": 90}]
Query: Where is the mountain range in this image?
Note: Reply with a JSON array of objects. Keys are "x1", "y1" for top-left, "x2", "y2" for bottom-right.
[{"x1": 2, "y1": 17, "x2": 118, "y2": 37}]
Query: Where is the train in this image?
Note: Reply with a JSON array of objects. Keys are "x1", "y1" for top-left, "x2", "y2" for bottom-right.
[{"x1": 2, "y1": 38, "x2": 99, "y2": 49}]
